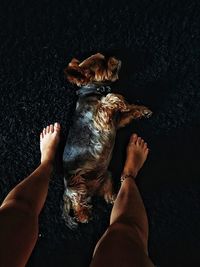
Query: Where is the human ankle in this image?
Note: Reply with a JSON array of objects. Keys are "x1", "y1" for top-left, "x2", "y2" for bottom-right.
[
  {"x1": 40, "y1": 159, "x2": 54, "y2": 169},
  {"x1": 122, "y1": 167, "x2": 137, "y2": 179}
]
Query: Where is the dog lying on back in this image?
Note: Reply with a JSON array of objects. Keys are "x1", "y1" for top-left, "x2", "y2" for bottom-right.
[{"x1": 62, "y1": 53, "x2": 152, "y2": 228}]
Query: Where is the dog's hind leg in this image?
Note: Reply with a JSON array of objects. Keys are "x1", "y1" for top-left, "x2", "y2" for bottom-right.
[
  {"x1": 98, "y1": 172, "x2": 116, "y2": 204},
  {"x1": 64, "y1": 174, "x2": 92, "y2": 224},
  {"x1": 117, "y1": 104, "x2": 152, "y2": 129}
]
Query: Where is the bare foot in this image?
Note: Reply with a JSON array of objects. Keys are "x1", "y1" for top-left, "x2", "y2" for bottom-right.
[
  {"x1": 122, "y1": 134, "x2": 149, "y2": 179},
  {"x1": 40, "y1": 122, "x2": 61, "y2": 164}
]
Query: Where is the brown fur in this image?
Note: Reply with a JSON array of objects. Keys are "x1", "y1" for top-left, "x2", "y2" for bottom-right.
[
  {"x1": 64, "y1": 53, "x2": 120, "y2": 86},
  {"x1": 63, "y1": 53, "x2": 152, "y2": 226}
]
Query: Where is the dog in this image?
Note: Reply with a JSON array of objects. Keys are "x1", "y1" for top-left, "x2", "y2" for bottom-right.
[{"x1": 62, "y1": 53, "x2": 152, "y2": 228}]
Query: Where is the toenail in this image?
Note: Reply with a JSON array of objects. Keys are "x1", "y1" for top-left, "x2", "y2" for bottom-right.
[{"x1": 54, "y1": 122, "x2": 61, "y2": 129}]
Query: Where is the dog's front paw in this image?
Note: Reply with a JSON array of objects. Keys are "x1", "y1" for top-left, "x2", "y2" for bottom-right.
[
  {"x1": 131, "y1": 106, "x2": 153, "y2": 119},
  {"x1": 142, "y1": 108, "x2": 153, "y2": 118}
]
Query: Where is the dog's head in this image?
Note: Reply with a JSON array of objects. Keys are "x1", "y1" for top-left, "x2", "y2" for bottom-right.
[{"x1": 64, "y1": 53, "x2": 121, "y2": 86}]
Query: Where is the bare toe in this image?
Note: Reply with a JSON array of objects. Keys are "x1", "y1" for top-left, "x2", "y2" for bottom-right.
[
  {"x1": 54, "y1": 122, "x2": 61, "y2": 131},
  {"x1": 50, "y1": 124, "x2": 54, "y2": 133},
  {"x1": 137, "y1": 137, "x2": 142, "y2": 145}
]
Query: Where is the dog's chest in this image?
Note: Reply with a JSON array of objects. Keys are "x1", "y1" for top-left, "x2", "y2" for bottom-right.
[{"x1": 63, "y1": 99, "x2": 116, "y2": 176}]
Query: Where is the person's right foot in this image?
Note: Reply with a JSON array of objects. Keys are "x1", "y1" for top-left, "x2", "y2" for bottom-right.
[{"x1": 122, "y1": 134, "x2": 149, "y2": 179}]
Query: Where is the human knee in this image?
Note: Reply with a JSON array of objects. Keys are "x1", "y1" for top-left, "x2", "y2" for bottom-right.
[
  {"x1": 109, "y1": 222, "x2": 148, "y2": 252},
  {"x1": 113, "y1": 213, "x2": 148, "y2": 239},
  {"x1": 0, "y1": 199, "x2": 38, "y2": 218}
]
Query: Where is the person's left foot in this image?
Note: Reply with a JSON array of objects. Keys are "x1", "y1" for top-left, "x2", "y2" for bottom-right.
[
  {"x1": 122, "y1": 133, "x2": 149, "y2": 178},
  {"x1": 40, "y1": 123, "x2": 61, "y2": 164}
]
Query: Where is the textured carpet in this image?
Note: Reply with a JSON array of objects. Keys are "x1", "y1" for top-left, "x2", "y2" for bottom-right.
[{"x1": 0, "y1": 0, "x2": 200, "y2": 266}]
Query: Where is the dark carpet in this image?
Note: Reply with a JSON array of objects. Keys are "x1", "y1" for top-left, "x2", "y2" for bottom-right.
[{"x1": 0, "y1": 0, "x2": 200, "y2": 266}]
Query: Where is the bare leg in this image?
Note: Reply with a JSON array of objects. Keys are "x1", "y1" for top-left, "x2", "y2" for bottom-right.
[
  {"x1": 90, "y1": 134, "x2": 155, "y2": 267},
  {"x1": 0, "y1": 123, "x2": 61, "y2": 267}
]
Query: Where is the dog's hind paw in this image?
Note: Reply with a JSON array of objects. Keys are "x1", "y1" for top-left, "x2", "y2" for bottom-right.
[{"x1": 104, "y1": 193, "x2": 116, "y2": 204}]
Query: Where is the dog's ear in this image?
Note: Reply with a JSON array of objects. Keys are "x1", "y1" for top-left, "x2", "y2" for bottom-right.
[
  {"x1": 64, "y1": 58, "x2": 86, "y2": 86},
  {"x1": 69, "y1": 58, "x2": 80, "y2": 66},
  {"x1": 64, "y1": 58, "x2": 95, "y2": 86},
  {"x1": 64, "y1": 66, "x2": 85, "y2": 84},
  {"x1": 107, "y1": 57, "x2": 119, "y2": 70}
]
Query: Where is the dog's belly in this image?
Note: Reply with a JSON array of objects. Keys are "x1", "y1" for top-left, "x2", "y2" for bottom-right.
[{"x1": 63, "y1": 108, "x2": 116, "y2": 178}]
